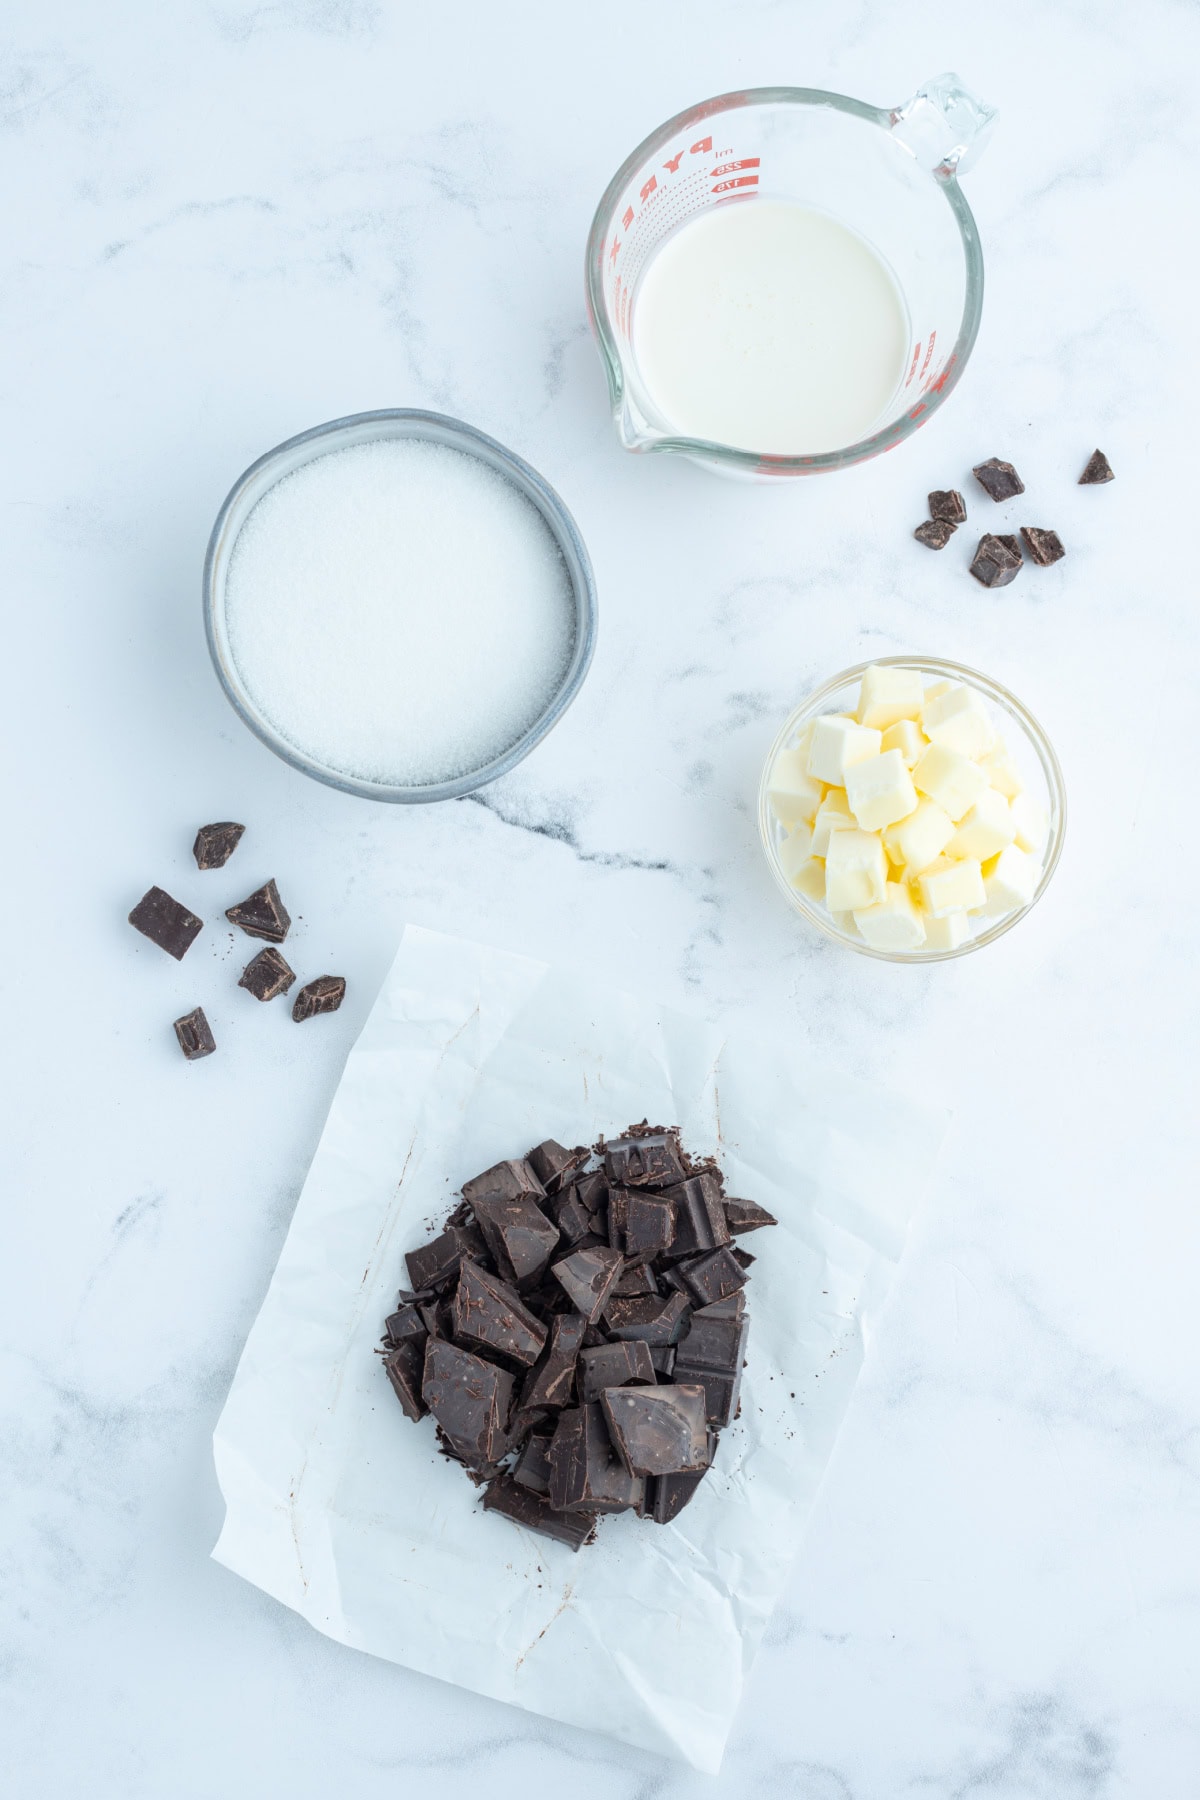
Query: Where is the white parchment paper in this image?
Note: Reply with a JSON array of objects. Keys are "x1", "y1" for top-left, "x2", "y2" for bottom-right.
[{"x1": 212, "y1": 926, "x2": 945, "y2": 1772}]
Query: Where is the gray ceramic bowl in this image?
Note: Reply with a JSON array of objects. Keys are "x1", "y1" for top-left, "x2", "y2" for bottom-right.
[{"x1": 203, "y1": 409, "x2": 597, "y2": 802}]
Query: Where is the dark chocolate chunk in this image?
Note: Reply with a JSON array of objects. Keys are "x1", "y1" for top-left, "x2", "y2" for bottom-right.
[
  {"x1": 674, "y1": 1364, "x2": 742, "y2": 1428},
  {"x1": 731, "y1": 1247, "x2": 755, "y2": 1269},
  {"x1": 423, "y1": 1338, "x2": 514, "y2": 1467},
  {"x1": 649, "y1": 1467, "x2": 708, "y2": 1524},
  {"x1": 579, "y1": 1339, "x2": 656, "y2": 1403},
  {"x1": 600, "y1": 1384, "x2": 709, "y2": 1477},
  {"x1": 192, "y1": 821, "x2": 245, "y2": 870},
  {"x1": 604, "y1": 1290, "x2": 691, "y2": 1346},
  {"x1": 238, "y1": 945, "x2": 296, "y2": 1001},
  {"x1": 551, "y1": 1244, "x2": 624, "y2": 1322},
  {"x1": 292, "y1": 975, "x2": 346, "y2": 1021},
  {"x1": 511, "y1": 1432, "x2": 555, "y2": 1496},
  {"x1": 384, "y1": 1303, "x2": 427, "y2": 1347},
  {"x1": 972, "y1": 457, "x2": 1025, "y2": 502},
  {"x1": 722, "y1": 1196, "x2": 777, "y2": 1235},
  {"x1": 606, "y1": 1187, "x2": 630, "y2": 1254},
  {"x1": 995, "y1": 532, "x2": 1022, "y2": 559},
  {"x1": 547, "y1": 1403, "x2": 644, "y2": 1514},
  {"x1": 929, "y1": 488, "x2": 967, "y2": 523},
  {"x1": 648, "y1": 1346, "x2": 676, "y2": 1377},
  {"x1": 384, "y1": 1339, "x2": 426, "y2": 1421},
  {"x1": 1020, "y1": 526, "x2": 1066, "y2": 566},
  {"x1": 130, "y1": 886, "x2": 203, "y2": 961},
  {"x1": 602, "y1": 1128, "x2": 685, "y2": 1189},
  {"x1": 225, "y1": 878, "x2": 291, "y2": 943},
  {"x1": 405, "y1": 1228, "x2": 472, "y2": 1294},
  {"x1": 520, "y1": 1313, "x2": 586, "y2": 1410},
  {"x1": 914, "y1": 517, "x2": 956, "y2": 550},
  {"x1": 1079, "y1": 448, "x2": 1114, "y2": 485},
  {"x1": 546, "y1": 1190, "x2": 594, "y2": 1247},
  {"x1": 482, "y1": 1473, "x2": 596, "y2": 1550},
  {"x1": 969, "y1": 533, "x2": 1022, "y2": 588},
  {"x1": 526, "y1": 1140, "x2": 588, "y2": 1193},
  {"x1": 678, "y1": 1246, "x2": 748, "y2": 1308},
  {"x1": 461, "y1": 1158, "x2": 546, "y2": 1209},
  {"x1": 613, "y1": 1263, "x2": 658, "y2": 1298},
  {"x1": 693, "y1": 1291, "x2": 746, "y2": 1320},
  {"x1": 624, "y1": 1192, "x2": 676, "y2": 1261},
  {"x1": 660, "y1": 1172, "x2": 730, "y2": 1258},
  {"x1": 473, "y1": 1193, "x2": 558, "y2": 1286},
  {"x1": 173, "y1": 1006, "x2": 215, "y2": 1059},
  {"x1": 452, "y1": 1260, "x2": 547, "y2": 1367},
  {"x1": 571, "y1": 1171, "x2": 609, "y2": 1214},
  {"x1": 676, "y1": 1310, "x2": 749, "y2": 1373}
]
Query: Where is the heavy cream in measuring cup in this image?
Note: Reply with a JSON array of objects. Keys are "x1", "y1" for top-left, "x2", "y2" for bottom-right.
[{"x1": 631, "y1": 200, "x2": 910, "y2": 456}]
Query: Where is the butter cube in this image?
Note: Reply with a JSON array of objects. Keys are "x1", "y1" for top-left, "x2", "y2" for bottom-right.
[
  {"x1": 791, "y1": 857, "x2": 826, "y2": 902},
  {"x1": 918, "y1": 856, "x2": 986, "y2": 916},
  {"x1": 844, "y1": 750, "x2": 919, "y2": 832},
  {"x1": 768, "y1": 740, "x2": 825, "y2": 826},
  {"x1": 924, "y1": 680, "x2": 952, "y2": 702},
  {"x1": 920, "y1": 684, "x2": 997, "y2": 759},
  {"x1": 810, "y1": 787, "x2": 856, "y2": 856},
  {"x1": 881, "y1": 719, "x2": 925, "y2": 767},
  {"x1": 1010, "y1": 793, "x2": 1048, "y2": 853},
  {"x1": 884, "y1": 798, "x2": 956, "y2": 873},
  {"x1": 777, "y1": 821, "x2": 815, "y2": 880},
  {"x1": 808, "y1": 714, "x2": 882, "y2": 785},
  {"x1": 853, "y1": 881, "x2": 927, "y2": 951},
  {"x1": 829, "y1": 911, "x2": 862, "y2": 940},
  {"x1": 913, "y1": 742, "x2": 989, "y2": 821},
  {"x1": 979, "y1": 740, "x2": 1023, "y2": 799},
  {"x1": 980, "y1": 844, "x2": 1039, "y2": 915},
  {"x1": 922, "y1": 909, "x2": 970, "y2": 951},
  {"x1": 947, "y1": 788, "x2": 1016, "y2": 861},
  {"x1": 856, "y1": 665, "x2": 924, "y2": 730},
  {"x1": 825, "y1": 829, "x2": 888, "y2": 912}
]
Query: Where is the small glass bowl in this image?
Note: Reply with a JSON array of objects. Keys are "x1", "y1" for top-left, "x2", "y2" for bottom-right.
[{"x1": 757, "y1": 657, "x2": 1066, "y2": 962}]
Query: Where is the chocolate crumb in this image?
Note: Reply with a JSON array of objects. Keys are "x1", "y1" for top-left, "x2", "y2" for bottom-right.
[
  {"x1": 914, "y1": 518, "x2": 957, "y2": 550},
  {"x1": 1020, "y1": 527, "x2": 1066, "y2": 566},
  {"x1": 174, "y1": 1007, "x2": 215, "y2": 1060},
  {"x1": 972, "y1": 458, "x2": 1025, "y2": 502}
]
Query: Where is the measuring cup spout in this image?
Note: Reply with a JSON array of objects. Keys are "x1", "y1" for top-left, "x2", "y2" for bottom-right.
[{"x1": 889, "y1": 73, "x2": 996, "y2": 178}]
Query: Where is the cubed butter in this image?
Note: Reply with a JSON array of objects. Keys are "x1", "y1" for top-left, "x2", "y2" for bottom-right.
[
  {"x1": 913, "y1": 742, "x2": 989, "y2": 821},
  {"x1": 791, "y1": 857, "x2": 826, "y2": 902},
  {"x1": 810, "y1": 787, "x2": 856, "y2": 856},
  {"x1": 767, "y1": 745, "x2": 825, "y2": 826},
  {"x1": 844, "y1": 749, "x2": 919, "y2": 832},
  {"x1": 829, "y1": 911, "x2": 862, "y2": 940},
  {"x1": 924, "y1": 680, "x2": 952, "y2": 702},
  {"x1": 979, "y1": 740, "x2": 1024, "y2": 799},
  {"x1": 853, "y1": 881, "x2": 927, "y2": 951},
  {"x1": 1010, "y1": 793, "x2": 1048, "y2": 853},
  {"x1": 980, "y1": 844, "x2": 1039, "y2": 915},
  {"x1": 777, "y1": 821, "x2": 815, "y2": 880},
  {"x1": 921, "y1": 683, "x2": 997, "y2": 759},
  {"x1": 918, "y1": 856, "x2": 986, "y2": 916},
  {"x1": 825, "y1": 828, "x2": 888, "y2": 912},
  {"x1": 921, "y1": 909, "x2": 970, "y2": 951},
  {"x1": 807, "y1": 714, "x2": 882, "y2": 785},
  {"x1": 947, "y1": 787, "x2": 1016, "y2": 861},
  {"x1": 884, "y1": 798, "x2": 956, "y2": 873},
  {"x1": 856, "y1": 664, "x2": 924, "y2": 730},
  {"x1": 881, "y1": 719, "x2": 925, "y2": 767}
]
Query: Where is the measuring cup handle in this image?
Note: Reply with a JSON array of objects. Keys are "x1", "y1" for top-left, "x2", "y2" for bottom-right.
[{"x1": 889, "y1": 72, "x2": 997, "y2": 177}]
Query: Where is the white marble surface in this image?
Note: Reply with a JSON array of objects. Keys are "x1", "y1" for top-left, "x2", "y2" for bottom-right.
[{"x1": 4, "y1": 3, "x2": 1198, "y2": 1794}]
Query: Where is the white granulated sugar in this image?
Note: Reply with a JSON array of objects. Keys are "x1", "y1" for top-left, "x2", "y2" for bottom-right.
[{"x1": 225, "y1": 438, "x2": 576, "y2": 786}]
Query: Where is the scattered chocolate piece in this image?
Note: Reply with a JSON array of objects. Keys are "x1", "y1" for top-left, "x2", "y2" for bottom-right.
[
  {"x1": 604, "y1": 1290, "x2": 692, "y2": 1346},
  {"x1": 405, "y1": 1228, "x2": 472, "y2": 1294},
  {"x1": 678, "y1": 1246, "x2": 748, "y2": 1308},
  {"x1": 624, "y1": 1192, "x2": 676, "y2": 1261},
  {"x1": 972, "y1": 457, "x2": 1025, "y2": 502},
  {"x1": 173, "y1": 1006, "x2": 215, "y2": 1060},
  {"x1": 453, "y1": 1260, "x2": 547, "y2": 1367},
  {"x1": 473, "y1": 1193, "x2": 558, "y2": 1287},
  {"x1": 384, "y1": 1303, "x2": 427, "y2": 1347},
  {"x1": 929, "y1": 488, "x2": 967, "y2": 523},
  {"x1": 995, "y1": 532, "x2": 1022, "y2": 559},
  {"x1": 384, "y1": 1340, "x2": 426, "y2": 1421},
  {"x1": 422, "y1": 1338, "x2": 514, "y2": 1467},
  {"x1": 483, "y1": 1473, "x2": 597, "y2": 1550},
  {"x1": 192, "y1": 821, "x2": 245, "y2": 870},
  {"x1": 462, "y1": 1158, "x2": 546, "y2": 1208},
  {"x1": 722, "y1": 1196, "x2": 778, "y2": 1235},
  {"x1": 914, "y1": 517, "x2": 957, "y2": 550},
  {"x1": 292, "y1": 975, "x2": 346, "y2": 1022},
  {"x1": 130, "y1": 886, "x2": 203, "y2": 961},
  {"x1": 226, "y1": 878, "x2": 291, "y2": 943},
  {"x1": 661, "y1": 1172, "x2": 730, "y2": 1258},
  {"x1": 613, "y1": 1263, "x2": 658, "y2": 1298},
  {"x1": 601, "y1": 1385, "x2": 709, "y2": 1477},
  {"x1": 602, "y1": 1128, "x2": 685, "y2": 1189},
  {"x1": 579, "y1": 1339, "x2": 656, "y2": 1402},
  {"x1": 969, "y1": 533, "x2": 1023, "y2": 589},
  {"x1": 1020, "y1": 526, "x2": 1066, "y2": 566},
  {"x1": 546, "y1": 1190, "x2": 594, "y2": 1247},
  {"x1": 551, "y1": 1244, "x2": 625, "y2": 1323},
  {"x1": 677, "y1": 1309, "x2": 749, "y2": 1372},
  {"x1": 693, "y1": 1291, "x2": 745, "y2": 1320},
  {"x1": 548, "y1": 1403, "x2": 644, "y2": 1514},
  {"x1": 648, "y1": 1346, "x2": 676, "y2": 1377},
  {"x1": 1079, "y1": 448, "x2": 1114, "y2": 485},
  {"x1": 526, "y1": 1140, "x2": 587, "y2": 1193},
  {"x1": 238, "y1": 945, "x2": 296, "y2": 1002},
  {"x1": 511, "y1": 1432, "x2": 555, "y2": 1496},
  {"x1": 649, "y1": 1466, "x2": 708, "y2": 1524},
  {"x1": 520, "y1": 1313, "x2": 586, "y2": 1410}
]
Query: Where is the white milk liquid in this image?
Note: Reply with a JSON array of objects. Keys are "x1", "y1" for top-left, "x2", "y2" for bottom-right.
[{"x1": 631, "y1": 200, "x2": 910, "y2": 455}]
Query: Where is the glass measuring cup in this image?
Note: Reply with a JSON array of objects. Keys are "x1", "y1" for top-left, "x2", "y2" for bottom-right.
[{"x1": 585, "y1": 74, "x2": 995, "y2": 478}]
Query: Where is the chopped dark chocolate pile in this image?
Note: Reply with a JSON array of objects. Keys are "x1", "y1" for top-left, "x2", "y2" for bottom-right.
[
  {"x1": 238, "y1": 945, "x2": 296, "y2": 1002},
  {"x1": 192, "y1": 821, "x2": 245, "y2": 870},
  {"x1": 226, "y1": 878, "x2": 291, "y2": 943},
  {"x1": 969, "y1": 533, "x2": 1023, "y2": 588},
  {"x1": 1079, "y1": 448, "x2": 1114, "y2": 485},
  {"x1": 929, "y1": 488, "x2": 967, "y2": 523},
  {"x1": 972, "y1": 457, "x2": 1025, "y2": 502},
  {"x1": 381, "y1": 1122, "x2": 776, "y2": 1549},
  {"x1": 130, "y1": 886, "x2": 203, "y2": 961},
  {"x1": 1020, "y1": 526, "x2": 1066, "y2": 566},
  {"x1": 173, "y1": 1006, "x2": 215, "y2": 1060},
  {"x1": 914, "y1": 517, "x2": 956, "y2": 550},
  {"x1": 292, "y1": 975, "x2": 346, "y2": 1021}
]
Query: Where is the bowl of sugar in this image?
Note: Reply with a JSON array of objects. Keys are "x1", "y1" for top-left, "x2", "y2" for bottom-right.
[{"x1": 204, "y1": 410, "x2": 596, "y2": 801}]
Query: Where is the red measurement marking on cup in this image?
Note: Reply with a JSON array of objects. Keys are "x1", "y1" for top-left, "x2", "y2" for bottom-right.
[
  {"x1": 918, "y1": 331, "x2": 937, "y2": 384},
  {"x1": 711, "y1": 175, "x2": 759, "y2": 193},
  {"x1": 711, "y1": 157, "x2": 760, "y2": 177},
  {"x1": 904, "y1": 341, "x2": 922, "y2": 388}
]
